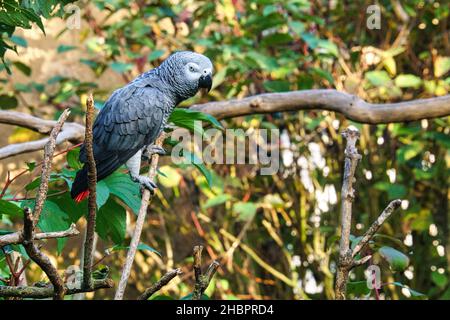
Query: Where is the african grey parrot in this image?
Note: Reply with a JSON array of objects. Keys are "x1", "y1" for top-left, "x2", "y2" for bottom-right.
[{"x1": 71, "y1": 51, "x2": 213, "y2": 202}]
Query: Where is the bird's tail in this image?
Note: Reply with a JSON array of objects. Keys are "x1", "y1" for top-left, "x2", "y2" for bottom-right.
[{"x1": 71, "y1": 165, "x2": 89, "y2": 203}]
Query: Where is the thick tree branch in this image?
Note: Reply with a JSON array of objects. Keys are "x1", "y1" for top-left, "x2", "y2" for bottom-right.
[
  {"x1": 1, "y1": 91, "x2": 449, "y2": 159},
  {"x1": 137, "y1": 268, "x2": 182, "y2": 300},
  {"x1": 0, "y1": 223, "x2": 79, "y2": 247},
  {"x1": 0, "y1": 278, "x2": 113, "y2": 299},
  {"x1": 114, "y1": 133, "x2": 166, "y2": 300},
  {"x1": 190, "y1": 90, "x2": 450, "y2": 123},
  {"x1": 82, "y1": 93, "x2": 97, "y2": 290}
]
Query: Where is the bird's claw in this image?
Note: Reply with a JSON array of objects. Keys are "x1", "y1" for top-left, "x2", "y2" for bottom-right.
[
  {"x1": 143, "y1": 145, "x2": 166, "y2": 159},
  {"x1": 131, "y1": 175, "x2": 158, "y2": 194}
]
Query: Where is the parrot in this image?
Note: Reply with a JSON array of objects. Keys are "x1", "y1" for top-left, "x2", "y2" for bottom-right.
[{"x1": 70, "y1": 51, "x2": 213, "y2": 202}]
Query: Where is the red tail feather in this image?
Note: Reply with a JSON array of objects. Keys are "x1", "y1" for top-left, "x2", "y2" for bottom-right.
[{"x1": 74, "y1": 190, "x2": 90, "y2": 203}]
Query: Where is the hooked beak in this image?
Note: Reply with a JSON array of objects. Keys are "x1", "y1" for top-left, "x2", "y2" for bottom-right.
[{"x1": 198, "y1": 73, "x2": 213, "y2": 92}]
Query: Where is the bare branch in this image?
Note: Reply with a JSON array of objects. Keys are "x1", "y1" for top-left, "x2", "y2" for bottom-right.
[
  {"x1": 0, "y1": 278, "x2": 113, "y2": 299},
  {"x1": 114, "y1": 133, "x2": 166, "y2": 300},
  {"x1": 193, "y1": 245, "x2": 203, "y2": 282},
  {"x1": 352, "y1": 199, "x2": 402, "y2": 258},
  {"x1": 82, "y1": 93, "x2": 97, "y2": 290},
  {"x1": 22, "y1": 208, "x2": 66, "y2": 300},
  {"x1": 192, "y1": 245, "x2": 220, "y2": 300},
  {"x1": 32, "y1": 109, "x2": 71, "y2": 226},
  {"x1": 137, "y1": 268, "x2": 182, "y2": 300},
  {"x1": 334, "y1": 126, "x2": 361, "y2": 300},
  {"x1": 0, "y1": 223, "x2": 79, "y2": 247},
  {"x1": 0, "y1": 123, "x2": 83, "y2": 160}
]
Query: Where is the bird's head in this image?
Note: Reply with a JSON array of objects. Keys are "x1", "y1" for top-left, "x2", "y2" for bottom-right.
[{"x1": 160, "y1": 51, "x2": 213, "y2": 99}]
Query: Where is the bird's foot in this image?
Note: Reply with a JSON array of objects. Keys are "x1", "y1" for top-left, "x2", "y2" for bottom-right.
[
  {"x1": 131, "y1": 175, "x2": 158, "y2": 194},
  {"x1": 142, "y1": 145, "x2": 166, "y2": 159}
]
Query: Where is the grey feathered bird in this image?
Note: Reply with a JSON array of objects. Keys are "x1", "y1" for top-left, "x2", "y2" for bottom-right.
[{"x1": 71, "y1": 51, "x2": 213, "y2": 202}]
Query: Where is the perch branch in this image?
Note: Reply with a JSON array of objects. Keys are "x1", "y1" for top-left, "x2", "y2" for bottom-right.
[
  {"x1": 82, "y1": 93, "x2": 97, "y2": 290},
  {"x1": 18, "y1": 110, "x2": 70, "y2": 300},
  {"x1": 1, "y1": 91, "x2": 449, "y2": 158},
  {"x1": 334, "y1": 126, "x2": 361, "y2": 300},
  {"x1": 137, "y1": 268, "x2": 182, "y2": 300},
  {"x1": 352, "y1": 199, "x2": 402, "y2": 258},
  {"x1": 190, "y1": 90, "x2": 450, "y2": 123},
  {"x1": 0, "y1": 278, "x2": 113, "y2": 299},
  {"x1": 333, "y1": 127, "x2": 404, "y2": 299},
  {"x1": 0, "y1": 223, "x2": 79, "y2": 247},
  {"x1": 22, "y1": 208, "x2": 66, "y2": 300},
  {"x1": 192, "y1": 245, "x2": 220, "y2": 300},
  {"x1": 114, "y1": 133, "x2": 166, "y2": 300},
  {"x1": 32, "y1": 109, "x2": 71, "y2": 226}
]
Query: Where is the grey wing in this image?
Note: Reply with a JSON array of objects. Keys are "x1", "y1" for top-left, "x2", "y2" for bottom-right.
[{"x1": 79, "y1": 85, "x2": 167, "y2": 180}]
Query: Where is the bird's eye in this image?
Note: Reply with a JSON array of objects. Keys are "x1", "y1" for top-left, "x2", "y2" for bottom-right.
[{"x1": 189, "y1": 66, "x2": 195, "y2": 72}]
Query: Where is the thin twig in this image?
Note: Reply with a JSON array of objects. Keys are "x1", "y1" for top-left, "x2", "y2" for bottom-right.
[
  {"x1": 334, "y1": 126, "x2": 361, "y2": 300},
  {"x1": 22, "y1": 208, "x2": 66, "y2": 300},
  {"x1": 114, "y1": 133, "x2": 166, "y2": 300},
  {"x1": 82, "y1": 93, "x2": 97, "y2": 290},
  {"x1": 352, "y1": 199, "x2": 402, "y2": 258},
  {"x1": 137, "y1": 268, "x2": 183, "y2": 300},
  {"x1": 0, "y1": 223, "x2": 79, "y2": 247}
]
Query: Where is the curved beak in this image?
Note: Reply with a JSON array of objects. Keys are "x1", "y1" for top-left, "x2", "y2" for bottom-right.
[{"x1": 198, "y1": 73, "x2": 213, "y2": 92}]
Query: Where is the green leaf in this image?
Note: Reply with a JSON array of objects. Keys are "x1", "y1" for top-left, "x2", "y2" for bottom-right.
[
  {"x1": 0, "y1": 94, "x2": 18, "y2": 109},
  {"x1": 390, "y1": 282, "x2": 427, "y2": 299},
  {"x1": 157, "y1": 165, "x2": 181, "y2": 188},
  {"x1": 203, "y1": 194, "x2": 232, "y2": 209},
  {"x1": 365, "y1": 70, "x2": 391, "y2": 87},
  {"x1": 434, "y1": 56, "x2": 450, "y2": 77},
  {"x1": 148, "y1": 49, "x2": 165, "y2": 62},
  {"x1": 51, "y1": 192, "x2": 86, "y2": 224},
  {"x1": 12, "y1": 61, "x2": 31, "y2": 76},
  {"x1": 347, "y1": 281, "x2": 371, "y2": 296},
  {"x1": 263, "y1": 80, "x2": 290, "y2": 92},
  {"x1": 110, "y1": 62, "x2": 134, "y2": 73},
  {"x1": 378, "y1": 246, "x2": 410, "y2": 271},
  {"x1": 233, "y1": 202, "x2": 258, "y2": 221},
  {"x1": 169, "y1": 108, "x2": 223, "y2": 134},
  {"x1": 31, "y1": 200, "x2": 71, "y2": 254},
  {"x1": 431, "y1": 271, "x2": 448, "y2": 289},
  {"x1": 96, "y1": 180, "x2": 110, "y2": 208},
  {"x1": 0, "y1": 200, "x2": 23, "y2": 218},
  {"x1": 96, "y1": 198, "x2": 126, "y2": 244},
  {"x1": 67, "y1": 147, "x2": 82, "y2": 170},
  {"x1": 181, "y1": 150, "x2": 213, "y2": 188},
  {"x1": 103, "y1": 171, "x2": 141, "y2": 214},
  {"x1": 10, "y1": 35, "x2": 27, "y2": 47},
  {"x1": 57, "y1": 45, "x2": 77, "y2": 53},
  {"x1": 394, "y1": 74, "x2": 422, "y2": 88},
  {"x1": 317, "y1": 40, "x2": 339, "y2": 57}
]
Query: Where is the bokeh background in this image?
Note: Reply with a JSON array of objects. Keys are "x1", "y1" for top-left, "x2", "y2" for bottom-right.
[{"x1": 0, "y1": 0, "x2": 449, "y2": 299}]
